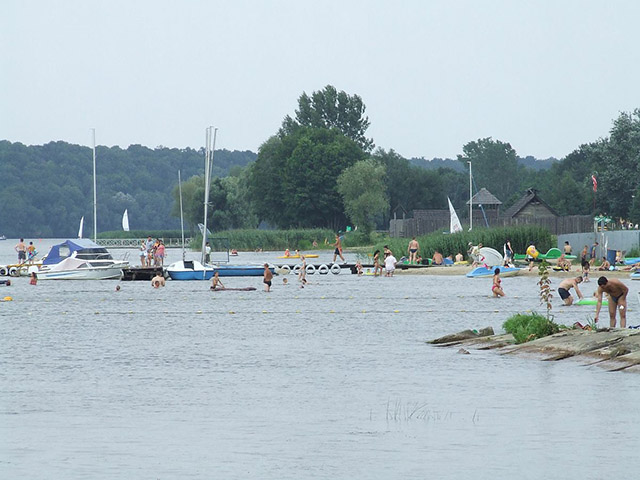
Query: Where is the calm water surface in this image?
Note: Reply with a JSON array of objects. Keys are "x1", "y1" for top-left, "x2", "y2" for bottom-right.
[{"x1": 1, "y1": 239, "x2": 639, "y2": 479}]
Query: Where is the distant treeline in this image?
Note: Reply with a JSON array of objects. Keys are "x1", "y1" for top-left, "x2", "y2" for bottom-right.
[
  {"x1": 1, "y1": 87, "x2": 638, "y2": 239},
  {"x1": 0, "y1": 141, "x2": 255, "y2": 238}
]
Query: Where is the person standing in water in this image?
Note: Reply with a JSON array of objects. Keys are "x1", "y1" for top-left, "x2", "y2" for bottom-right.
[
  {"x1": 491, "y1": 268, "x2": 505, "y2": 297},
  {"x1": 595, "y1": 276, "x2": 628, "y2": 328},
  {"x1": 557, "y1": 276, "x2": 584, "y2": 306},
  {"x1": 263, "y1": 263, "x2": 273, "y2": 292}
]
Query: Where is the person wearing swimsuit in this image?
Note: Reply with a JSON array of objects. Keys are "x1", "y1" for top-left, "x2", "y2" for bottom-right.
[
  {"x1": 595, "y1": 276, "x2": 628, "y2": 328},
  {"x1": 491, "y1": 268, "x2": 505, "y2": 297}
]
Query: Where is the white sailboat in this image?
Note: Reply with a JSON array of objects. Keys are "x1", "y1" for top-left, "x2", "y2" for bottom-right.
[
  {"x1": 122, "y1": 209, "x2": 130, "y2": 231},
  {"x1": 78, "y1": 216, "x2": 84, "y2": 239},
  {"x1": 448, "y1": 197, "x2": 463, "y2": 234},
  {"x1": 166, "y1": 166, "x2": 214, "y2": 281}
]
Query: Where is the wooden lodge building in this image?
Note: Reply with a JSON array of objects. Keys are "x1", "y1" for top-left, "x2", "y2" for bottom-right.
[{"x1": 389, "y1": 188, "x2": 592, "y2": 237}]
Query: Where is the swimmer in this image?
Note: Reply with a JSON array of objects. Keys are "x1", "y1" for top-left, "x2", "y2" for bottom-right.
[
  {"x1": 210, "y1": 272, "x2": 225, "y2": 290},
  {"x1": 29, "y1": 272, "x2": 38, "y2": 285},
  {"x1": 282, "y1": 278, "x2": 288, "y2": 285},
  {"x1": 115, "y1": 285, "x2": 121, "y2": 292},
  {"x1": 557, "y1": 276, "x2": 583, "y2": 306},
  {"x1": 151, "y1": 273, "x2": 166, "y2": 288},
  {"x1": 491, "y1": 268, "x2": 505, "y2": 297}
]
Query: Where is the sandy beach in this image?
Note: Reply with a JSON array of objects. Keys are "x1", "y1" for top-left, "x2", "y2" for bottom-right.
[{"x1": 394, "y1": 264, "x2": 636, "y2": 278}]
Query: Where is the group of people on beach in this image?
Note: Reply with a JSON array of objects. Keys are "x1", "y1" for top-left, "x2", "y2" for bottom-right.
[{"x1": 139, "y1": 236, "x2": 166, "y2": 267}]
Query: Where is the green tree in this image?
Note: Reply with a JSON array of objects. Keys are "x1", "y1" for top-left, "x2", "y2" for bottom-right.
[
  {"x1": 337, "y1": 159, "x2": 389, "y2": 235},
  {"x1": 597, "y1": 109, "x2": 640, "y2": 219},
  {"x1": 248, "y1": 127, "x2": 367, "y2": 229},
  {"x1": 281, "y1": 85, "x2": 374, "y2": 151},
  {"x1": 457, "y1": 138, "x2": 523, "y2": 205}
]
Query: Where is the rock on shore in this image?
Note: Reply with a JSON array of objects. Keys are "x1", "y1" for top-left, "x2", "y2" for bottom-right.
[{"x1": 429, "y1": 327, "x2": 640, "y2": 373}]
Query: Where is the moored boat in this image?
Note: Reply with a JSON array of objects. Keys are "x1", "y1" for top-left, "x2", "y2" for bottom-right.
[
  {"x1": 166, "y1": 260, "x2": 214, "y2": 280},
  {"x1": 37, "y1": 239, "x2": 128, "y2": 280}
]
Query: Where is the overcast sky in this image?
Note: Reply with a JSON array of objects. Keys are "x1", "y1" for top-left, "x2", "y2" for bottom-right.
[{"x1": 2, "y1": 0, "x2": 639, "y2": 160}]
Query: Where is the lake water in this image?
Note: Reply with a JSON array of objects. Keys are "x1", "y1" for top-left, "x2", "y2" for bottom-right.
[{"x1": 1, "y1": 239, "x2": 640, "y2": 479}]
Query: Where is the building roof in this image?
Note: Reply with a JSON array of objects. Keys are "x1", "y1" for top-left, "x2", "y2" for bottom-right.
[
  {"x1": 465, "y1": 187, "x2": 502, "y2": 206},
  {"x1": 502, "y1": 188, "x2": 559, "y2": 218}
]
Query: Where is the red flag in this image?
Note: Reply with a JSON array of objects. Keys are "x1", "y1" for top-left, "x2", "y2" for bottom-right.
[{"x1": 592, "y1": 175, "x2": 597, "y2": 192}]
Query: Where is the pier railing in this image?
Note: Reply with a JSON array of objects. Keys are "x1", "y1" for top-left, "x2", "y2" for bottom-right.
[{"x1": 96, "y1": 238, "x2": 191, "y2": 248}]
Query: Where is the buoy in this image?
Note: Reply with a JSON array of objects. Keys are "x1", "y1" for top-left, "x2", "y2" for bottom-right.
[
  {"x1": 0, "y1": 266, "x2": 7, "y2": 276},
  {"x1": 318, "y1": 264, "x2": 329, "y2": 274},
  {"x1": 3, "y1": 296, "x2": 12, "y2": 301},
  {"x1": 279, "y1": 265, "x2": 291, "y2": 274},
  {"x1": 305, "y1": 264, "x2": 316, "y2": 274},
  {"x1": 8, "y1": 267, "x2": 19, "y2": 277},
  {"x1": 330, "y1": 263, "x2": 341, "y2": 274},
  {"x1": 292, "y1": 264, "x2": 301, "y2": 274}
]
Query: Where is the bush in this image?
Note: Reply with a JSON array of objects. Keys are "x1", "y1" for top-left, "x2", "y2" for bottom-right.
[{"x1": 503, "y1": 313, "x2": 560, "y2": 344}]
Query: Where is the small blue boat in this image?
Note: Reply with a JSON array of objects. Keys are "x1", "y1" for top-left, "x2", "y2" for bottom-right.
[
  {"x1": 466, "y1": 266, "x2": 521, "y2": 278},
  {"x1": 631, "y1": 271, "x2": 640, "y2": 280},
  {"x1": 624, "y1": 257, "x2": 640, "y2": 265},
  {"x1": 166, "y1": 260, "x2": 214, "y2": 280}
]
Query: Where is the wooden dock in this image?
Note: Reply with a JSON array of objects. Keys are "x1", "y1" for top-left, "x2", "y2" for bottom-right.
[{"x1": 121, "y1": 266, "x2": 165, "y2": 281}]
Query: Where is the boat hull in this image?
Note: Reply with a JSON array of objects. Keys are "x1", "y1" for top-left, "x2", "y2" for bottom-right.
[
  {"x1": 37, "y1": 266, "x2": 123, "y2": 280},
  {"x1": 166, "y1": 260, "x2": 214, "y2": 280},
  {"x1": 466, "y1": 266, "x2": 521, "y2": 278}
]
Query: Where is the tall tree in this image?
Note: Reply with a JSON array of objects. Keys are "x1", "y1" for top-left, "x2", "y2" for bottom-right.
[
  {"x1": 281, "y1": 85, "x2": 374, "y2": 152},
  {"x1": 457, "y1": 138, "x2": 523, "y2": 205},
  {"x1": 337, "y1": 159, "x2": 389, "y2": 235},
  {"x1": 248, "y1": 127, "x2": 367, "y2": 229}
]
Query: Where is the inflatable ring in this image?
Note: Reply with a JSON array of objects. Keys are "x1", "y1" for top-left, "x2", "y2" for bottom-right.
[
  {"x1": 19, "y1": 266, "x2": 29, "y2": 276},
  {"x1": 292, "y1": 264, "x2": 301, "y2": 274},
  {"x1": 0, "y1": 266, "x2": 7, "y2": 276},
  {"x1": 9, "y1": 267, "x2": 19, "y2": 277},
  {"x1": 318, "y1": 264, "x2": 329, "y2": 275},
  {"x1": 330, "y1": 263, "x2": 341, "y2": 274},
  {"x1": 305, "y1": 264, "x2": 316, "y2": 274},
  {"x1": 279, "y1": 264, "x2": 291, "y2": 275}
]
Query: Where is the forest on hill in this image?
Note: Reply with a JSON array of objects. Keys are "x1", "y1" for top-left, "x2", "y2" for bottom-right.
[{"x1": 1, "y1": 85, "x2": 638, "y2": 238}]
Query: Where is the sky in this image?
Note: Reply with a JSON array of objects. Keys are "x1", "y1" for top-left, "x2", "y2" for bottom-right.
[{"x1": 2, "y1": 0, "x2": 639, "y2": 160}]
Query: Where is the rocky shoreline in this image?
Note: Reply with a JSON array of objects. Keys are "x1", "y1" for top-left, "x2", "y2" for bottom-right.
[{"x1": 429, "y1": 327, "x2": 640, "y2": 373}]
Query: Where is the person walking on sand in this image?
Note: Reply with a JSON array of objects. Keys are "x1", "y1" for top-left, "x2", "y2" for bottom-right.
[
  {"x1": 557, "y1": 276, "x2": 584, "y2": 306},
  {"x1": 595, "y1": 276, "x2": 629, "y2": 328},
  {"x1": 332, "y1": 234, "x2": 345, "y2": 263},
  {"x1": 408, "y1": 237, "x2": 419, "y2": 264},
  {"x1": 491, "y1": 268, "x2": 505, "y2": 297},
  {"x1": 503, "y1": 239, "x2": 513, "y2": 264},
  {"x1": 263, "y1": 263, "x2": 273, "y2": 292}
]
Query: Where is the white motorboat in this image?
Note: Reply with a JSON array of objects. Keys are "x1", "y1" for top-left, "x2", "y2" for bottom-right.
[{"x1": 37, "y1": 239, "x2": 128, "y2": 280}]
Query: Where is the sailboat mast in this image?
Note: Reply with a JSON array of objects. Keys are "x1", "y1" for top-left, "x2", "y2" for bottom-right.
[
  {"x1": 92, "y1": 128, "x2": 97, "y2": 242},
  {"x1": 178, "y1": 170, "x2": 185, "y2": 261},
  {"x1": 468, "y1": 161, "x2": 472, "y2": 231},
  {"x1": 201, "y1": 126, "x2": 217, "y2": 264}
]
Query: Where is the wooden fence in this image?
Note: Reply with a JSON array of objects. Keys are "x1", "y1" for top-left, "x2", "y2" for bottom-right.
[{"x1": 390, "y1": 214, "x2": 593, "y2": 238}]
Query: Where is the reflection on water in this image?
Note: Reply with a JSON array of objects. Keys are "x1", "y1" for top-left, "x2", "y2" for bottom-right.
[{"x1": 1, "y1": 243, "x2": 640, "y2": 479}]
